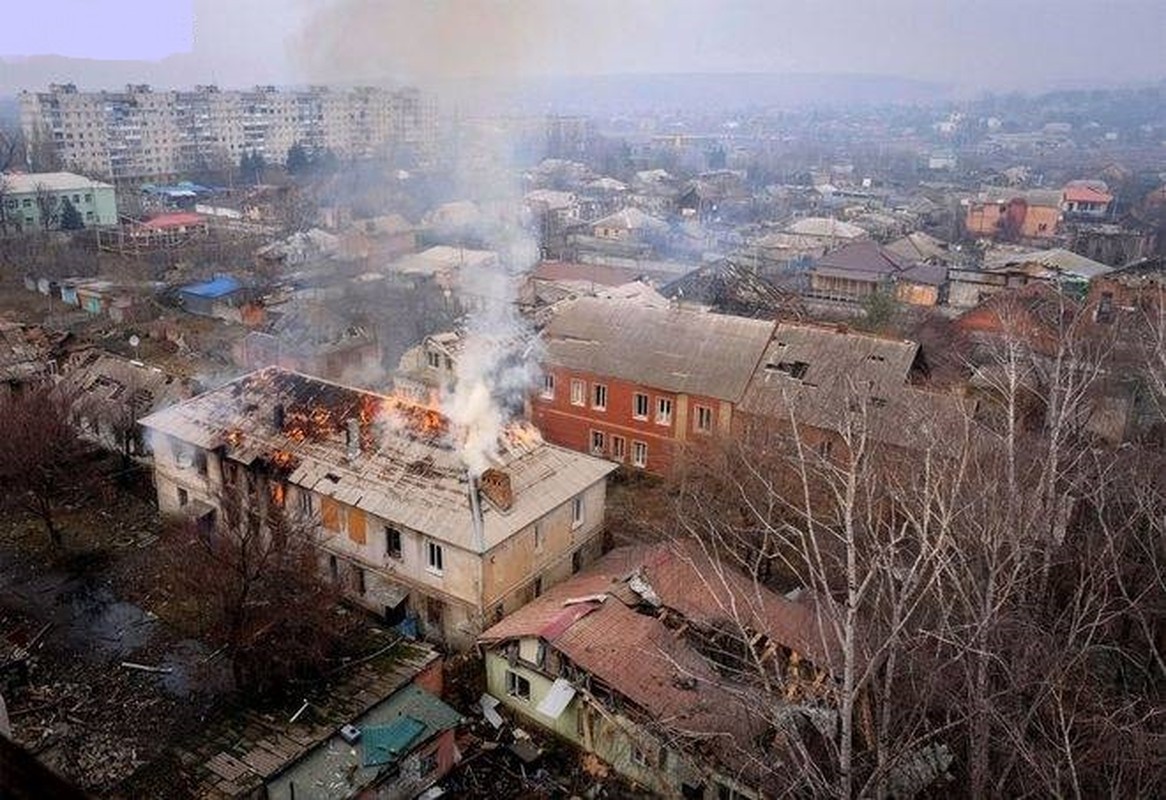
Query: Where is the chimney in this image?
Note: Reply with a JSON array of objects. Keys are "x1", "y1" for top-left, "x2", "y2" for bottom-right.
[
  {"x1": 467, "y1": 472, "x2": 485, "y2": 552},
  {"x1": 345, "y1": 418, "x2": 360, "y2": 460},
  {"x1": 479, "y1": 467, "x2": 513, "y2": 511},
  {"x1": 273, "y1": 403, "x2": 285, "y2": 431}
]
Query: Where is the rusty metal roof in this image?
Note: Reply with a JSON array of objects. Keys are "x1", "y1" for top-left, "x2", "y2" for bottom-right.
[
  {"x1": 480, "y1": 541, "x2": 848, "y2": 721},
  {"x1": 139, "y1": 368, "x2": 615, "y2": 552}
]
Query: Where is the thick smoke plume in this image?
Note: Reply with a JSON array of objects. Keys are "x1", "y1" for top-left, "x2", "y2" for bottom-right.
[
  {"x1": 444, "y1": 234, "x2": 543, "y2": 476},
  {"x1": 293, "y1": 0, "x2": 553, "y2": 475}
]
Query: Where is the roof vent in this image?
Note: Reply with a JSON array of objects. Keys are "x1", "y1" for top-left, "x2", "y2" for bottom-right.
[{"x1": 339, "y1": 724, "x2": 361, "y2": 745}]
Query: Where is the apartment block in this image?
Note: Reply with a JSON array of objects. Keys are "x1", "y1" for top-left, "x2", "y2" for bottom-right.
[{"x1": 20, "y1": 83, "x2": 438, "y2": 181}]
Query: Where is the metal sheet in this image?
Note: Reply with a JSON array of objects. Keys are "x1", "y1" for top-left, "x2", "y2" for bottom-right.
[{"x1": 535, "y1": 678, "x2": 577, "y2": 719}]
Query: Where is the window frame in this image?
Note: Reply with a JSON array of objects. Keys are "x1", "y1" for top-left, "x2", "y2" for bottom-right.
[
  {"x1": 570, "y1": 378, "x2": 586, "y2": 406},
  {"x1": 695, "y1": 404, "x2": 713, "y2": 433},
  {"x1": 632, "y1": 440, "x2": 648, "y2": 468},
  {"x1": 611, "y1": 435, "x2": 626, "y2": 461},
  {"x1": 656, "y1": 396, "x2": 673, "y2": 426},
  {"x1": 571, "y1": 495, "x2": 584, "y2": 529},
  {"x1": 385, "y1": 525, "x2": 403, "y2": 560},
  {"x1": 632, "y1": 392, "x2": 649, "y2": 420},
  {"x1": 591, "y1": 383, "x2": 608, "y2": 411},
  {"x1": 506, "y1": 669, "x2": 532, "y2": 701},
  {"x1": 540, "y1": 373, "x2": 555, "y2": 399},
  {"x1": 425, "y1": 540, "x2": 444, "y2": 575}
]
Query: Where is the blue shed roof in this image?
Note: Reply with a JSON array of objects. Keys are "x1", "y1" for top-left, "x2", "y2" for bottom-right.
[{"x1": 180, "y1": 276, "x2": 243, "y2": 298}]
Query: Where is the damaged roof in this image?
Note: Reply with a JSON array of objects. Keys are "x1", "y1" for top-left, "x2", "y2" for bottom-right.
[
  {"x1": 139, "y1": 368, "x2": 615, "y2": 552},
  {"x1": 542, "y1": 297, "x2": 776, "y2": 402},
  {"x1": 480, "y1": 541, "x2": 848, "y2": 757},
  {"x1": 739, "y1": 322, "x2": 972, "y2": 451}
]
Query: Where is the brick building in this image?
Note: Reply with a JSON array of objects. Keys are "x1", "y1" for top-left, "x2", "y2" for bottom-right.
[{"x1": 532, "y1": 297, "x2": 776, "y2": 474}]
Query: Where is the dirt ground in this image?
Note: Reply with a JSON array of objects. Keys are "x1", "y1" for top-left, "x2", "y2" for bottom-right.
[{"x1": 0, "y1": 451, "x2": 228, "y2": 794}]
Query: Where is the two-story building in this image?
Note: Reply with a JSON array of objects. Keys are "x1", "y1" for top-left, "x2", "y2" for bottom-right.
[
  {"x1": 139, "y1": 367, "x2": 616, "y2": 649},
  {"x1": 532, "y1": 297, "x2": 777, "y2": 475},
  {"x1": 0, "y1": 171, "x2": 117, "y2": 232}
]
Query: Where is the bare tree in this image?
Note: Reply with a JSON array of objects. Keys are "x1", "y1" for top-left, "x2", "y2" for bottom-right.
[
  {"x1": 34, "y1": 183, "x2": 59, "y2": 232},
  {"x1": 0, "y1": 385, "x2": 88, "y2": 546},
  {"x1": 158, "y1": 479, "x2": 353, "y2": 695}
]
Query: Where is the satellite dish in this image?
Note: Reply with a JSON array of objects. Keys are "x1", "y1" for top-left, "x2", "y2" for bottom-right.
[{"x1": 129, "y1": 335, "x2": 141, "y2": 348}]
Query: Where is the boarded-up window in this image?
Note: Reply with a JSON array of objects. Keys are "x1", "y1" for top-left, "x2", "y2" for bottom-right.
[
  {"x1": 320, "y1": 496, "x2": 340, "y2": 531},
  {"x1": 347, "y1": 508, "x2": 367, "y2": 545}
]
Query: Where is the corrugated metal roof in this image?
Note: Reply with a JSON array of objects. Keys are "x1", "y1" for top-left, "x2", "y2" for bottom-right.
[{"x1": 543, "y1": 297, "x2": 776, "y2": 402}]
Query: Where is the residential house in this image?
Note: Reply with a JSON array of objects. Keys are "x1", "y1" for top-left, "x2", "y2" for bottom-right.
[
  {"x1": 0, "y1": 322, "x2": 67, "y2": 395},
  {"x1": 1086, "y1": 256, "x2": 1166, "y2": 327},
  {"x1": 589, "y1": 207, "x2": 669, "y2": 243},
  {"x1": 533, "y1": 297, "x2": 776, "y2": 474},
  {"x1": 1061, "y1": 182, "x2": 1113, "y2": 219},
  {"x1": 394, "y1": 331, "x2": 462, "y2": 402},
  {"x1": 0, "y1": 171, "x2": 117, "y2": 232},
  {"x1": 479, "y1": 541, "x2": 846, "y2": 800},
  {"x1": 138, "y1": 368, "x2": 616, "y2": 649},
  {"x1": 885, "y1": 231, "x2": 965, "y2": 267},
  {"x1": 59, "y1": 349, "x2": 193, "y2": 457},
  {"x1": 736, "y1": 322, "x2": 970, "y2": 457},
  {"x1": 237, "y1": 301, "x2": 381, "y2": 385},
  {"x1": 808, "y1": 240, "x2": 913, "y2": 301},
  {"x1": 963, "y1": 189, "x2": 1062, "y2": 242},
  {"x1": 337, "y1": 214, "x2": 418, "y2": 264}
]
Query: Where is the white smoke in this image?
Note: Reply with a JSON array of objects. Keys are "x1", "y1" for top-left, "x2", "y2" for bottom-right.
[{"x1": 443, "y1": 232, "x2": 542, "y2": 475}]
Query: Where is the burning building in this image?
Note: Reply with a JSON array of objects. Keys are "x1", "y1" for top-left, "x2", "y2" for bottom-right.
[{"x1": 138, "y1": 367, "x2": 616, "y2": 648}]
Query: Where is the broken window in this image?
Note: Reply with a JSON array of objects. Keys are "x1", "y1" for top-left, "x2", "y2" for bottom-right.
[
  {"x1": 631, "y1": 745, "x2": 650, "y2": 767},
  {"x1": 570, "y1": 379, "x2": 586, "y2": 406},
  {"x1": 695, "y1": 404, "x2": 713, "y2": 433},
  {"x1": 590, "y1": 430, "x2": 605, "y2": 455},
  {"x1": 633, "y1": 392, "x2": 649, "y2": 420},
  {"x1": 328, "y1": 554, "x2": 339, "y2": 583},
  {"x1": 426, "y1": 350, "x2": 441, "y2": 369},
  {"x1": 540, "y1": 373, "x2": 555, "y2": 399},
  {"x1": 656, "y1": 397, "x2": 673, "y2": 425},
  {"x1": 177, "y1": 487, "x2": 188, "y2": 506},
  {"x1": 354, "y1": 565, "x2": 366, "y2": 595},
  {"x1": 385, "y1": 525, "x2": 402, "y2": 559},
  {"x1": 426, "y1": 540, "x2": 444, "y2": 574},
  {"x1": 592, "y1": 383, "x2": 607, "y2": 411},
  {"x1": 506, "y1": 670, "x2": 531, "y2": 701},
  {"x1": 632, "y1": 441, "x2": 648, "y2": 468},
  {"x1": 534, "y1": 523, "x2": 544, "y2": 552}
]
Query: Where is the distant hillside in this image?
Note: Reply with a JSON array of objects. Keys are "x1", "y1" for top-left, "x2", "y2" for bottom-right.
[{"x1": 437, "y1": 72, "x2": 953, "y2": 115}]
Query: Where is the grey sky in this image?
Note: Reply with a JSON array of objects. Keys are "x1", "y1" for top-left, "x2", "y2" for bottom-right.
[{"x1": 5, "y1": 0, "x2": 1165, "y2": 92}]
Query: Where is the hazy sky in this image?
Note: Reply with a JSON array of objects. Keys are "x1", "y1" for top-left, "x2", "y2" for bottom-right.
[{"x1": 3, "y1": 0, "x2": 1164, "y2": 91}]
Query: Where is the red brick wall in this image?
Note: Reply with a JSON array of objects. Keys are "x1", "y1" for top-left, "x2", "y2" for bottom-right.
[{"x1": 531, "y1": 365, "x2": 727, "y2": 475}]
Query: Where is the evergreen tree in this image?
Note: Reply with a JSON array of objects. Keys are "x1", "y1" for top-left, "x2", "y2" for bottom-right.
[
  {"x1": 285, "y1": 142, "x2": 310, "y2": 175},
  {"x1": 59, "y1": 196, "x2": 84, "y2": 230}
]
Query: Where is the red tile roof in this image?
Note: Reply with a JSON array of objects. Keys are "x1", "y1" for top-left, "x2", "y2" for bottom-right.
[{"x1": 1063, "y1": 185, "x2": 1113, "y2": 204}]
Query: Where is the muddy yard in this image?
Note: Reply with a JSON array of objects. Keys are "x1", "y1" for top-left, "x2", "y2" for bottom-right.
[{"x1": 0, "y1": 454, "x2": 227, "y2": 794}]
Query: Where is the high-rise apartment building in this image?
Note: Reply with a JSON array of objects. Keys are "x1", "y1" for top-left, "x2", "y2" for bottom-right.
[{"x1": 20, "y1": 84, "x2": 438, "y2": 182}]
